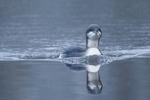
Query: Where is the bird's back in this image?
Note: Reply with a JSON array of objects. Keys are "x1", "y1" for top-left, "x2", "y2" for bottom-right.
[{"x1": 60, "y1": 47, "x2": 85, "y2": 58}]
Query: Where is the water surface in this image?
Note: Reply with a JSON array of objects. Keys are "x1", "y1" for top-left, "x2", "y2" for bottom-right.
[
  {"x1": 0, "y1": 0, "x2": 150, "y2": 99},
  {"x1": 0, "y1": 0, "x2": 150, "y2": 62},
  {"x1": 0, "y1": 59, "x2": 150, "y2": 100}
]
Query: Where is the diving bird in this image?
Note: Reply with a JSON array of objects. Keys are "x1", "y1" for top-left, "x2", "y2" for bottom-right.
[
  {"x1": 62, "y1": 24, "x2": 103, "y2": 94},
  {"x1": 59, "y1": 24, "x2": 102, "y2": 58}
]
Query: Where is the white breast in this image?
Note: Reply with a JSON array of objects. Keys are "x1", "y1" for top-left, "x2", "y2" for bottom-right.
[{"x1": 85, "y1": 48, "x2": 101, "y2": 56}]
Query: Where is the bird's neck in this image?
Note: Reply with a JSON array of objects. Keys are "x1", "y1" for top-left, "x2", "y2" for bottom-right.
[
  {"x1": 86, "y1": 39, "x2": 99, "y2": 49},
  {"x1": 85, "y1": 39, "x2": 101, "y2": 56}
]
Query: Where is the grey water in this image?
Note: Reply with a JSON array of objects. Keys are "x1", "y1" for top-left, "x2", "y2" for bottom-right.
[
  {"x1": 0, "y1": 0, "x2": 150, "y2": 99},
  {"x1": 0, "y1": 59, "x2": 150, "y2": 100},
  {"x1": 0, "y1": 0, "x2": 150, "y2": 61}
]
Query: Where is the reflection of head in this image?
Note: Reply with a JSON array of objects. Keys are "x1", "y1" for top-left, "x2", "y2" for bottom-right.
[
  {"x1": 86, "y1": 63, "x2": 102, "y2": 94},
  {"x1": 87, "y1": 71, "x2": 102, "y2": 94}
]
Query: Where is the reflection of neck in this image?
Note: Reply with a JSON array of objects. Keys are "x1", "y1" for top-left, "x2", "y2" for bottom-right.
[
  {"x1": 86, "y1": 64, "x2": 100, "y2": 72},
  {"x1": 87, "y1": 39, "x2": 99, "y2": 48},
  {"x1": 87, "y1": 71, "x2": 100, "y2": 82}
]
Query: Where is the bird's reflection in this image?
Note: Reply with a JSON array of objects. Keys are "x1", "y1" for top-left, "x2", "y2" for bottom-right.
[{"x1": 65, "y1": 55, "x2": 103, "y2": 94}]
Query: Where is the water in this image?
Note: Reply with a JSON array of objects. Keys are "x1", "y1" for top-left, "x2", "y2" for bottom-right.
[
  {"x1": 0, "y1": 0, "x2": 150, "y2": 99},
  {"x1": 0, "y1": 59, "x2": 150, "y2": 100},
  {"x1": 0, "y1": 0, "x2": 150, "y2": 63}
]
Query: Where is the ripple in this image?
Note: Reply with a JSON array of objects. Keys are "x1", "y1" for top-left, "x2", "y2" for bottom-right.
[{"x1": 0, "y1": 46, "x2": 150, "y2": 66}]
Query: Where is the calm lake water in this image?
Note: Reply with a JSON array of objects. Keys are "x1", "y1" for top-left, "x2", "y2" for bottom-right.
[{"x1": 0, "y1": 0, "x2": 150, "y2": 99}]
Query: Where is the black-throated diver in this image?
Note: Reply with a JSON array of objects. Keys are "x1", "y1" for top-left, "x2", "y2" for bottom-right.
[
  {"x1": 62, "y1": 24, "x2": 103, "y2": 94},
  {"x1": 59, "y1": 24, "x2": 102, "y2": 58}
]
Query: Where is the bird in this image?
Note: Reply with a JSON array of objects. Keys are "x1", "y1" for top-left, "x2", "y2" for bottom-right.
[
  {"x1": 59, "y1": 24, "x2": 102, "y2": 58},
  {"x1": 61, "y1": 24, "x2": 103, "y2": 94}
]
